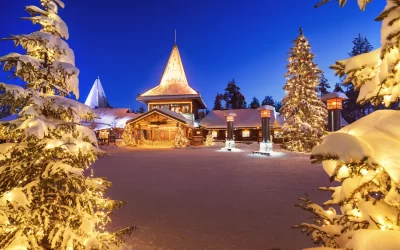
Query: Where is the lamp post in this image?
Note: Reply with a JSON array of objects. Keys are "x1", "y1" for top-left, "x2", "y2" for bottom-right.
[
  {"x1": 223, "y1": 113, "x2": 236, "y2": 151},
  {"x1": 253, "y1": 105, "x2": 274, "y2": 155},
  {"x1": 321, "y1": 92, "x2": 348, "y2": 132}
]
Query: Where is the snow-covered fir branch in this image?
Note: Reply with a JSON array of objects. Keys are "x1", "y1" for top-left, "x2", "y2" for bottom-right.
[{"x1": 0, "y1": 0, "x2": 133, "y2": 249}]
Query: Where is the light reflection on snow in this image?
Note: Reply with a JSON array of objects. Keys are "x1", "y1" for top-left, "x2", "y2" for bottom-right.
[
  {"x1": 216, "y1": 149, "x2": 242, "y2": 153},
  {"x1": 248, "y1": 151, "x2": 286, "y2": 157}
]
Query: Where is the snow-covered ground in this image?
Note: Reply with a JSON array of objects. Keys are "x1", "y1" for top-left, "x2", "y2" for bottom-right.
[{"x1": 92, "y1": 144, "x2": 330, "y2": 250}]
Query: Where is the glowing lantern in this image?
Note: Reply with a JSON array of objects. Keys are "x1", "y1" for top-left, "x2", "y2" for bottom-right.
[
  {"x1": 326, "y1": 98, "x2": 343, "y2": 110},
  {"x1": 253, "y1": 105, "x2": 274, "y2": 155},
  {"x1": 321, "y1": 92, "x2": 348, "y2": 132},
  {"x1": 260, "y1": 110, "x2": 271, "y2": 118},
  {"x1": 226, "y1": 113, "x2": 236, "y2": 122},
  {"x1": 223, "y1": 112, "x2": 237, "y2": 151}
]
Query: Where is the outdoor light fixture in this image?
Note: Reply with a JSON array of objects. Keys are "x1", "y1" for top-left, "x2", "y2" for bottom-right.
[
  {"x1": 253, "y1": 105, "x2": 274, "y2": 156},
  {"x1": 222, "y1": 112, "x2": 237, "y2": 151},
  {"x1": 260, "y1": 109, "x2": 271, "y2": 118},
  {"x1": 321, "y1": 92, "x2": 348, "y2": 132}
]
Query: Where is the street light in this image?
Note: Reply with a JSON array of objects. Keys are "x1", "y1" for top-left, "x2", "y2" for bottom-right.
[
  {"x1": 321, "y1": 92, "x2": 348, "y2": 132},
  {"x1": 223, "y1": 112, "x2": 236, "y2": 151},
  {"x1": 253, "y1": 105, "x2": 274, "y2": 156}
]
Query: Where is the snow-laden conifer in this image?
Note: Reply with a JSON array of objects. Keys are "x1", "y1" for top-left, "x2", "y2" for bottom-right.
[
  {"x1": 295, "y1": 1, "x2": 400, "y2": 249},
  {"x1": 280, "y1": 28, "x2": 327, "y2": 152},
  {"x1": 0, "y1": 1, "x2": 133, "y2": 249},
  {"x1": 174, "y1": 124, "x2": 188, "y2": 148}
]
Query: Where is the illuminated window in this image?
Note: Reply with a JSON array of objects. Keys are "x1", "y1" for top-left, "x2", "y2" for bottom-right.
[
  {"x1": 212, "y1": 130, "x2": 218, "y2": 137},
  {"x1": 242, "y1": 130, "x2": 250, "y2": 138}
]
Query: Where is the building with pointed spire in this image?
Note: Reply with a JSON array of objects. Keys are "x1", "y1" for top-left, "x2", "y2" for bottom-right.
[
  {"x1": 125, "y1": 42, "x2": 206, "y2": 144},
  {"x1": 137, "y1": 43, "x2": 206, "y2": 119},
  {"x1": 85, "y1": 77, "x2": 111, "y2": 109}
]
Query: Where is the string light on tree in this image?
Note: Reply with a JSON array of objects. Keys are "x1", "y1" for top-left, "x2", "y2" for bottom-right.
[
  {"x1": 0, "y1": 0, "x2": 134, "y2": 248},
  {"x1": 294, "y1": 1, "x2": 400, "y2": 249},
  {"x1": 280, "y1": 27, "x2": 327, "y2": 153}
]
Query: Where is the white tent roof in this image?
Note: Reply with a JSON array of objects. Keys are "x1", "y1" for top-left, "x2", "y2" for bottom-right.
[{"x1": 84, "y1": 77, "x2": 111, "y2": 108}]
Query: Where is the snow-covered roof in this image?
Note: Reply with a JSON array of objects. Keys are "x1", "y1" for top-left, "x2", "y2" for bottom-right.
[
  {"x1": 200, "y1": 109, "x2": 284, "y2": 129},
  {"x1": 321, "y1": 92, "x2": 348, "y2": 101},
  {"x1": 127, "y1": 108, "x2": 194, "y2": 128},
  {"x1": 141, "y1": 44, "x2": 197, "y2": 96},
  {"x1": 137, "y1": 44, "x2": 206, "y2": 109},
  {"x1": 82, "y1": 108, "x2": 139, "y2": 131},
  {"x1": 84, "y1": 77, "x2": 111, "y2": 109}
]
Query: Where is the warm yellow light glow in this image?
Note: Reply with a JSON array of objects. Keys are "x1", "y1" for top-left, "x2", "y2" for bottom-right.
[
  {"x1": 360, "y1": 169, "x2": 368, "y2": 176},
  {"x1": 5, "y1": 192, "x2": 12, "y2": 201},
  {"x1": 261, "y1": 110, "x2": 271, "y2": 118},
  {"x1": 353, "y1": 210, "x2": 362, "y2": 217},
  {"x1": 327, "y1": 98, "x2": 343, "y2": 110},
  {"x1": 384, "y1": 95, "x2": 391, "y2": 104},
  {"x1": 338, "y1": 165, "x2": 349, "y2": 176},
  {"x1": 242, "y1": 130, "x2": 250, "y2": 137},
  {"x1": 227, "y1": 116, "x2": 234, "y2": 122}
]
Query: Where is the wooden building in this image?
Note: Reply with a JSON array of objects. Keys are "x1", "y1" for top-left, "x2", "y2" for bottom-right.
[
  {"x1": 125, "y1": 108, "x2": 194, "y2": 142},
  {"x1": 136, "y1": 43, "x2": 206, "y2": 120},
  {"x1": 126, "y1": 42, "x2": 206, "y2": 145}
]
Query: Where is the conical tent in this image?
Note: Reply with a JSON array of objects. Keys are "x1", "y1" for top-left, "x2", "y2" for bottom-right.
[
  {"x1": 141, "y1": 44, "x2": 198, "y2": 96},
  {"x1": 85, "y1": 77, "x2": 111, "y2": 108}
]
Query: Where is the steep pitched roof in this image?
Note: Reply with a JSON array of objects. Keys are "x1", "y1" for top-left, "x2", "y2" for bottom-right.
[
  {"x1": 200, "y1": 109, "x2": 284, "y2": 129},
  {"x1": 127, "y1": 108, "x2": 194, "y2": 128},
  {"x1": 84, "y1": 77, "x2": 111, "y2": 108},
  {"x1": 140, "y1": 44, "x2": 199, "y2": 97}
]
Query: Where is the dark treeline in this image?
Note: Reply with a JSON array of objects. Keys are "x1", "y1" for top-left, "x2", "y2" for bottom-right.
[{"x1": 212, "y1": 79, "x2": 282, "y2": 112}]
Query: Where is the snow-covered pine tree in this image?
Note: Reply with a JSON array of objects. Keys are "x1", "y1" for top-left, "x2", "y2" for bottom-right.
[
  {"x1": 249, "y1": 97, "x2": 261, "y2": 109},
  {"x1": 294, "y1": 1, "x2": 400, "y2": 249},
  {"x1": 205, "y1": 131, "x2": 214, "y2": 146},
  {"x1": 342, "y1": 34, "x2": 374, "y2": 124},
  {"x1": 261, "y1": 96, "x2": 275, "y2": 106},
  {"x1": 280, "y1": 28, "x2": 327, "y2": 152},
  {"x1": 223, "y1": 79, "x2": 247, "y2": 109},
  {"x1": 317, "y1": 74, "x2": 331, "y2": 97},
  {"x1": 174, "y1": 124, "x2": 188, "y2": 148},
  {"x1": 122, "y1": 124, "x2": 136, "y2": 146},
  {"x1": 212, "y1": 93, "x2": 224, "y2": 110},
  {"x1": 0, "y1": 1, "x2": 133, "y2": 249}
]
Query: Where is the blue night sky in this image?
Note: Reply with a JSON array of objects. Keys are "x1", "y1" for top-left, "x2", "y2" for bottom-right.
[{"x1": 0, "y1": 0, "x2": 386, "y2": 111}]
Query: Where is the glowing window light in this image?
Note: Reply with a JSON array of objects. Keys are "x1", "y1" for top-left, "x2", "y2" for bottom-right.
[{"x1": 242, "y1": 130, "x2": 250, "y2": 137}]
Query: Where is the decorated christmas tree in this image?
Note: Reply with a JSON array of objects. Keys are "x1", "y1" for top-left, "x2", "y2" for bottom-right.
[
  {"x1": 280, "y1": 28, "x2": 327, "y2": 152},
  {"x1": 122, "y1": 124, "x2": 136, "y2": 146},
  {"x1": 295, "y1": 1, "x2": 400, "y2": 249},
  {"x1": 205, "y1": 131, "x2": 214, "y2": 146},
  {"x1": 174, "y1": 124, "x2": 188, "y2": 148},
  {"x1": 0, "y1": 1, "x2": 133, "y2": 249}
]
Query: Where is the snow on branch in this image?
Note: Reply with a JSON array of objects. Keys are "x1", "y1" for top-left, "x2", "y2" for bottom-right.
[{"x1": 321, "y1": 1, "x2": 400, "y2": 106}]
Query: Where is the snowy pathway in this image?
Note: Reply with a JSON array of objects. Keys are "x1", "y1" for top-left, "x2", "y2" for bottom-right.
[{"x1": 92, "y1": 145, "x2": 330, "y2": 250}]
